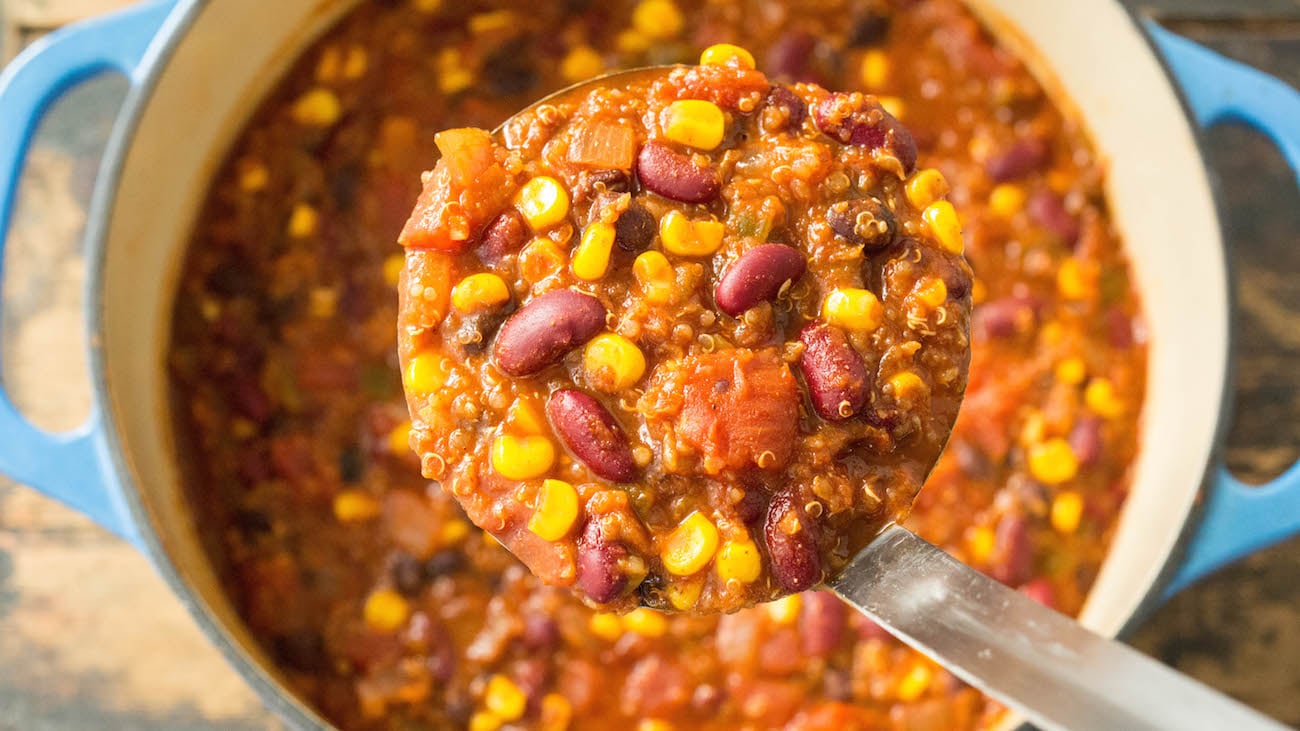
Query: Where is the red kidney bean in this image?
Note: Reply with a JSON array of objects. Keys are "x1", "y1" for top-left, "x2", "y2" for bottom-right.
[
  {"x1": 855, "y1": 614, "x2": 892, "y2": 642},
  {"x1": 973, "y1": 296, "x2": 1036, "y2": 340},
  {"x1": 764, "y1": 490, "x2": 823, "y2": 592},
  {"x1": 1019, "y1": 577, "x2": 1056, "y2": 609},
  {"x1": 799, "y1": 591, "x2": 847, "y2": 657},
  {"x1": 1069, "y1": 416, "x2": 1103, "y2": 467},
  {"x1": 478, "y1": 209, "x2": 528, "y2": 265},
  {"x1": 828, "y1": 197, "x2": 896, "y2": 250},
  {"x1": 715, "y1": 244, "x2": 807, "y2": 317},
  {"x1": 577, "y1": 520, "x2": 630, "y2": 604},
  {"x1": 813, "y1": 93, "x2": 917, "y2": 173},
  {"x1": 798, "y1": 322, "x2": 870, "y2": 421},
  {"x1": 765, "y1": 31, "x2": 820, "y2": 83},
  {"x1": 521, "y1": 612, "x2": 560, "y2": 650},
  {"x1": 985, "y1": 137, "x2": 1049, "y2": 182},
  {"x1": 991, "y1": 513, "x2": 1032, "y2": 586},
  {"x1": 1107, "y1": 308, "x2": 1134, "y2": 349},
  {"x1": 546, "y1": 389, "x2": 638, "y2": 482},
  {"x1": 614, "y1": 202, "x2": 656, "y2": 253},
  {"x1": 493, "y1": 289, "x2": 605, "y2": 376},
  {"x1": 1027, "y1": 188, "x2": 1080, "y2": 244},
  {"x1": 636, "y1": 140, "x2": 720, "y2": 203},
  {"x1": 953, "y1": 439, "x2": 993, "y2": 479},
  {"x1": 763, "y1": 85, "x2": 807, "y2": 133}
]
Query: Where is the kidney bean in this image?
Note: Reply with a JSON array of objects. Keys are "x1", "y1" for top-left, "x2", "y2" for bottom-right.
[
  {"x1": 953, "y1": 439, "x2": 993, "y2": 479},
  {"x1": 973, "y1": 296, "x2": 1036, "y2": 340},
  {"x1": 1069, "y1": 416, "x2": 1103, "y2": 467},
  {"x1": 1107, "y1": 308, "x2": 1134, "y2": 349},
  {"x1": 828, "y1": 197, "x2": 896, "y2": 250},
  {"x1": 547, "y1": 389, "x2": 638, "y2": 482},
  {"x1": 1027, "y1": 188, "x2": 1080, "y2": 244},
  {"x1": 576, "y1": 520, "x2": 630, "y2": 603},
  {"x1": 448, "y1": 309, "x2": 510, "y2": 358},
  {"x1": 272, "y1": 630, "x2": 328, "y2": 672},
  {"x1": 478, "y1": 209, "x2": 529, "y2": 265},
  {"x1": 799, "y1": 591, "x2": 847, "y2": 657},
  {"x1": 493, "y1": 290, "x2": 606, "y2": 376},
  {"x1": 985, "y1": 137, "x2": 1049, "y2": 182},
  {"x1": 715, "y1": 244, "x2": 807, "y2": 317},
  {"x1": 521, "y1": 612, "x2": 560, "y2": 650},
  {"x1": 798, "y1": 322, "x2": 870, "y2": 421},
  {"x1": 765, "y1": 31, "x2": 819, "y2": 82},
  {"x1": 614, "y1": 203, "x2": 656, "y2": 253},
  {"x1": 691, "y1": 684, "x2": 725, "y2": 715},
  {"x1": 636, "y1": 140, "x2": 720, "y2": 203},
  {"x1": 855, "y1": 614, "x2": 892, "y2": 642},
  {"x1": 813, "y1": 93, "x2": 917, "y2": 173},
  {"x1": 991, "y1": 513, "x2": 1032, "y2": 586},
  {"x1": 765, "y1": 490, "x2": 823, "y2": 592},
  {"x1": 763, "y1": 85, "x2": 807, "y2": 133},
  {"x1": 1019, "y1": 577, "x2": 1056, "y2": 608}
]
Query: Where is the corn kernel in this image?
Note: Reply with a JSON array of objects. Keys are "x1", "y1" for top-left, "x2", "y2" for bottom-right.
[
  {"x1": 660, "y1": 210, "x2": 725, "y2": 257},
  {"x1": 469, "y1": 712, "x2": 502, "y2": 731},
  {"x1": 878, "y1": 96, "x2": 905, "y2": 119},
  {"x1": 334, "y1": 490, "x2": 381, "y2": 523},
  {"x1": 573, "y1": 222, "x2": 616, "y2": 281},
  {"x1": 528, "y1": 479, "x2": 580, "y2": 541},
  {"x1": 589, "y1": 612, "x2": 623, "y2": 641},
  {"x1": 634, "y1": 251, "x2": 676, "y2": 304},
  {"x1": 238, "y1": 159, "x2": 269, "y2": 192},
  {"x1": 968, "y1": 525, "x2": 996, "y2": 564},
  {"x1": 1055, "y1": 357, "x2": 1087, "y2": 386},
  {"x1": 860, "y1": 49, "x2": 890, "y2": 89},
  {"x1": 896, "y1": 662, "x2": 933, "y2": 702},
  {"x1": 638, "y1": 721, "x2": 675, "y2": 731},
  {"x1": 485, "y1": 674, "x2": 526, "y2": 721},
  {"x1": 822, "y1": 288, "x2": 884, "y2": 331},
  {"x1": 469, "y1": 10, "x2": 515, "y2": 34},
  {"x1": 905, "y1": 168, "x2": 950, "y2": 210},
  {"x1": 440, "y1": 67, "x2": 475, "y2": 95},
  {"x1": 763, "y1": 594, "x2": 802, "y2": 624},
  {"x1": 1084, "y1": 377, "x2": 1124, "y2": 419},
  {"x1": 309, "y1": 287, "x2": 338, "y2": 318},
  {"x1": 413, "y1": 0, "x2": 442, "y2": 12},
  {"x1": 291, "y1": 88, "x2": 342, "y2": 127},
  {"x1": 888, "y1": 371, "x2": 928, "y2": 404},
  {"x1": 343, "y1": 46, "x2": 368, "y2": 79},
  {"x1": 1040, "y1": 321, "x2": 1065, "y2": 345},
  {"x1": 383, "y1": 253, "x2": 405, "y2": 287},
  {"x1": 404, "y1": 353, "x2": 446, "y2": 393},
  {"x1": 363, "y1": 589, "x2": 410, "y2": 632},
  {"x1": 452, "y1": 273, "x2": 511, "y2": 313},
  {"x1": 666, "y1": 578, "x2": 703, "y2": 610},
  {"x1": 539, "y1": 693, "x2": 573, "y2": 731},
  {"x1": 287, "y1": 203, "x2": 319, "y2": 238},
  {"x1": 715, "y1": 539, "x2": 762, "y2": 583},
  {"x1": 632, "y1": 0, "x2": 683, "y2": 40},
  {"x1": 491, "y1": 435, "x2": 556, "y2": 480},
  {"x1": 661, "y1": 511, "x2": 720, "y2": 575},
  {"x1": 922, "y1": 201, "x2": 964, "y2": 255},
  {"x1": 519, "y1": 237, "x2": 568, "y2": 284},
  {"x1": 1028, "y1": 437, "x2": 1079, "y2": 486},
  {"x1": 662, "y1": 100, "x2": 727, "y2": 151},
  {"x1": 971, "y1": 278, "x2": 988, "y2": 305},
  {"x1": 914, "y1": 278, "x2": 948, "y2": 309},
  {"x1": 1019, "y1": 409, "x2": 1047, "y2": 447},
  {"x1": 1057, "y1": 256, "x2": 1097, "y2": 300},
  {"x1": 700, "y1": 43, "x2": 755, "y2": 69},
  {"x1": 584, "y1": 333, "x2": 646, "y2": 391},
  {"x1": 388, "y1": 420, "x2": 413, "y2": 455},
  {"x1": 507, "y1": 398, "x2": 548, "y2": 436},
  {"x1": 316, "y1": 46, "x2": 342, "y2": 83},
  {"x1": 561, "y1": 45, "x2": 605, "y2": 83},
  {"x1": 1051, "y1": 490, "x2": 1085, "y2": 534},
  {"x1": 989, "y1": 183, "x2": 1027, "y2": 219},
  {"x1": 516, "y1": 177, "x2": 571, "y2": 231},
  {"x1": 616, "y1": 29, "x2": 651, "y2": 54},
  {"x1": 622, "y1": 607, "x2": 668, "y2": 637},
  {"x1": 441, "y1": 519, "x2": 471, "y2": 547}
]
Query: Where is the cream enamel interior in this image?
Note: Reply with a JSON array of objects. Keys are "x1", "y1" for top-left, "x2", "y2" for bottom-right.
[{"x1": 93, "y1": 0, "x2": 1227, "y2": 727}]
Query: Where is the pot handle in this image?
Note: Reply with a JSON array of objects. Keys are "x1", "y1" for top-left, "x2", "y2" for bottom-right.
[
  {"x1": 0, "y1": 0, "x2": 175, "y2": 545},
  {"x1": 1144, "y1": 21, "x2": 1300, "y2": 597}
]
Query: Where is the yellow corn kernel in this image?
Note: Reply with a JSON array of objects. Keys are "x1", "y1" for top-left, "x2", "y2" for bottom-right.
[
  {"x1": 878, "y1": 96, "x2": 905, "y2": 120},
  {"x1": 316, "y1": 46, "x2": 342, "y2": 83},
  {"x1": 589, "y1": 612, "x2": 623, "y2": 641},
  {"x1": 638, "y1": 721, "x2": 675, "y2": 731},
  {"x1": 700, "y1": 43, "x2": 755, "y2": 69},
  {"x1": 634, "y1": 251, "x2": 676, "y2": 304},
  {"x1": 989, "y1": 183, "x2": 1027, "y2": 219},
  {"x1": 822, "y1": 288, "x2": 884, "y2": 331},
  {"x1": 519, "y1": 237, "x2": 568, "y2": 284},
  {"x1": 363, "y1": 589, "x2": 410, "y2": 632},
  {"x1": 291, "y1": 88, "x2": 341, "y2": 126},
  {"x1": 469, "y1": 712, "x2": 502, "y2": 731},
  {"x1": 666, "y1": 578, "x2": 703, "y2": 610},
  {"x1": 888, "y1": 371, "x2": 928, "y2": 404},
  {"x1": 1055, "y1": 357, "x2": 1087, "y2": 385},
  {"x1": 1028, "y1": 437, "x2": 1079, "y2": 486},
  {"x1": 914, "y1": 277, "x2": 948, "y2": 309},
  {"x1": 1084, "y1": 377, "x2": 1124, "y2": 419},
  {"x1": 661, "y1": 511, "x2": 720, "y2": 575},
  {"x1": 904, "y1": 168, "x2": 950, "y2": 210},
  {"x1": 528, "y1": 479, "x2": 580, "y2": 541},
  {"x1": 343, "y1": 46, "x2": 368, "y2": 80},
  {"x1": 715, "y1": 539, "x2": 762, "y2": 583},
  {"x1": 413, "y1": 0, "x2": 442, "y2": 12},
  {"x1": 539, "y1": 693, "x2": 573, "y2": 731},
  {"x1": 287, "y1": 203, "x2": 319, "y2": 238},
  {"x1": 660, "y1": 210, "x2": 725, "y2": 257},
  {"x1": 485, "y1": 674, "x2": 527, "y2": 721},
  {"x1": 491, "y1": 435, "x2": 556, "y2": 480},
  {"x1": 238, "y1": 159, "x2": 269, "y2": 192},
  {"x1": 1019, "y1": 409, "x2": 1047, "y2": 447},
  {"x1": 573, "y1": 222, "x2": 616, "y2": 281},
  {"x1": 388, "y1": 420, "x2": 413, "y2": 455},
  {"x1": 1040, "y1": 321, "x2": 1065, "y2": 346},
  {"x1": 440, "y1": 67, "x2": 474, "y2": 95},
  {"x1": 516, "y1": 177, "x2": 571, "y2": 231},
  {"x1": 452, "y1": 273, "x2": 511, "y2": 313},
  {"x1": 860, "y1": 49, "x2": 890, "y2": 89},
  {"x1": 383, "y1": 253, "x2": 405, "y2": 287},
  {"x1": 309, "y1": 287, "x2": 338, "y2": 318},
  {"x1": 584, "y1": 333, "x2": 647, "y2": 391},
  {"x1": 507, "y1": 398, "x2": 548, "y2": 436},
  {"x1": 971, "y1": 277, "x2": 988, "y2": 305},
  {"x1": 922, "y1": 200, "x2": 965, "y2": 255},
  {"x1": 632, "y1": 0, "x2": 683, "y2": 40},
  {"x1": 404, "y1": 353, "x2": 446, "y2": 393},
  {"x1": 968, "y1": 525, "x2": 996, "y2": 564},
  {"x1": 561, "y1": 45, "x2": 604, "y2": 83},
  {"x1": 662, "y1": 100, "x2": 727, "y2": 151},
  {"x1": 1051, "y1": 490, "x2": 1085, "y2": 534},
  {"x1": 763, "y1": 594, "x2": 802, "y2": 625},
  {"x1": 616, "y1": 29, "x2": 651, "y2": 54},
  {"x1": 896, "y1": 662, "x2": 933, "y2": 702},
  {"x1": 469, "y1": 10, "x2": 515, "y2": 34},
  {"x1": 622, "y1": 607, "x2": 668, "y2": 637},
  {"x1": 1057, "y1": 256, "x2": 1097, "y2": 300},
  {"x1": 334, "y1": 490, "x2": 381, "y2": 523},
  {"x1": 441, "y1": 518, "x2": 471, "y2": 547}
]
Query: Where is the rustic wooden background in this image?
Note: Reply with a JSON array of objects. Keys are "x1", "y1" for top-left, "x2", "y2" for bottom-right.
[{"x1": 0, "y1": 1, "x2": 1297, "y2": 729}]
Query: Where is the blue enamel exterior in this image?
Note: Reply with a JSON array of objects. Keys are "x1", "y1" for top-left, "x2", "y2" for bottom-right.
[{"x1": 0, "y1": 5, "x2": 1296, "y2": 599}]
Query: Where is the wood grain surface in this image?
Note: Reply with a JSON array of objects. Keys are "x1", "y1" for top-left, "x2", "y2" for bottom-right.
[{"x1": 0, "y1": 2, "x2": 1296, "y2": 729}]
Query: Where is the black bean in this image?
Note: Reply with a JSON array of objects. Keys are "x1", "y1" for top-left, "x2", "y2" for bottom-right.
[
  {"x1": 493, "y1": 290, "x2": 606, "y2": 376},
  {"x1": 764, "y1": 490, "x2": 823, "y2": 592},
  {"x1": 636, "y1": 140, "x2": 720, "y2": 203},
  {"x1": 828, "y1": 197, "x2": 896, "y2": 250},
  {"x1": 272, "y1": 630, "x2": 328, "y2": 672},
  {"x1": 392, "y1": 552, "x2": 427, "y2": 596},
  {"x1": 573, "y1": 168, "x2": 631, "y2": 204},
  {"x1": 847, "y1": 7, "x2": 892, "y2": 47},
  {"x1": 424, "y1": 550, "x2": 465, "y2": 579},
  {"x1": 482, "y1": 43, "x2": 538, "y2": 96},
  {"x1": 546, "y1": 389, "x2": 638, "y2": 482},
  {"x1": 614, "y1": 203, "x2": 656, "y2": 253},
  {"x1": 715, "y1": 244, "x2": 807, "y2": 317}
]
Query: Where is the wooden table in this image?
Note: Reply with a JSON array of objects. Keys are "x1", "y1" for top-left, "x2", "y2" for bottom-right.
[{"x1": 0, "y1": 2, "x2": 1296, "y2": 728}]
